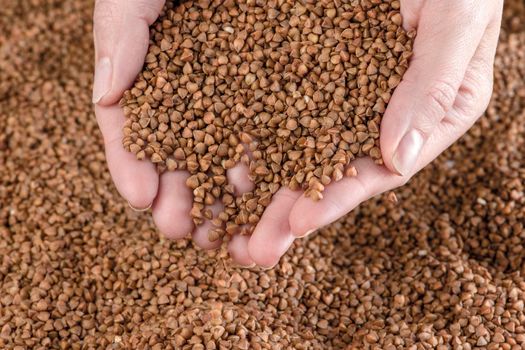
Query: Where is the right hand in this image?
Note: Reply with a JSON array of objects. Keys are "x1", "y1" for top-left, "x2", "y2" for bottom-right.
[{"x1": 228, "y1": 0, "x2": 503, "y2": 268}]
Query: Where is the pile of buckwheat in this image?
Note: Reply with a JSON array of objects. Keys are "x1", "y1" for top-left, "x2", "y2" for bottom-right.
[
  {"x1": 121, "y1": 0, "x2": 414, "y2": 238},
  {"x1": 1, "y1": 0, "x2": 525, "y2": 349}
]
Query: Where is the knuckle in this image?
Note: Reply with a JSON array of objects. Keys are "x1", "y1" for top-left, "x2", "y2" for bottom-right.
[
  {"x1": 94, "y1": 0, "x2": 164, "y2": 27},
  {"x1": 440, "y1": 0, "x2": 490, "y2": 27},
  {"x1": 104, "y1": 134, "x2": 123, "y2": 150},
  {"x1": 475, "y1": 81, "x2": 493, "y2": 115},
  {"x1": 132, "y1": 0, "x2": 165, "y2": 25},
  {"x1": 449, "y1": 56, "x2": 494, "y2": 125},
  {"x1": 458, "y1": 0, "x2": 492, "y2": 24},
  {"x1": 324, "y1": 195, "x2": 346, "y2": 214},
  {"x1": 425, "y1": 79, "x2": 458, "y2": 117},
  {"x1": 460, "y1": 73, "x2": 493, "y2": 120},
  {"x1": 476, "y1": 65, "x2": 495, "y2": 107},
  {"x1": 451, "y1": 0, "x2": 474, "y2": 14},
  {"x1": 94, "y1": 0, "x2": 119, "y2": 23},
  {"x1": 479, "y1": 80, "x2": 494, "y2": 113},
  {"x1": 444, "y1": 0, "x2": 478, "y2": 16}
]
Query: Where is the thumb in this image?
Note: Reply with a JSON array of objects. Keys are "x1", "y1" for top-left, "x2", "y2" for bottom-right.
[
  {"x1": 380, "y1": 0, "x2": 492, "y2": 176},
  {"x1": 92, "y1": 0, "x2": 165, "y2": 105}
]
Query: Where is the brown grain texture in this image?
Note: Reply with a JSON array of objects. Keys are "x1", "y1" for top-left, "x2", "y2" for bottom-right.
[
  {"x1": 1, "y1": 0, "x2": 525, "y2": 349},
  {"x1": 121, "y1": 0, "x2": 414, "y2": 237}
]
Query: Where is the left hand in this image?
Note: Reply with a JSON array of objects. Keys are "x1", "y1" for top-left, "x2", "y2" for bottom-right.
[
  {"x1": 92, "y1": 0, "x2": 255, "y2": 258},
  {"x1": 229, "y1": 0, "x2": 504, "y2": 268}
]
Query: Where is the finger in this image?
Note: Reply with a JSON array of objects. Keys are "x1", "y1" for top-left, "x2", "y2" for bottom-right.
[
  {"x1": 192, "y1": 202, "x2": 223, "y2": 250},
  {"x1": 228, "y1": 235, "x2": 254, "y2": 267},
  {"x1": 227, "y1": 163, "x2": 255, "y2": 195},
  {"x1": 95, "y1": 104, "x2": 159, "y2": 209},
  {"x1": 193, "y1": 162, "x2": 255, "y2": 250},
  {"x1": 399, "y1": 1, "x2": 424, "y2": 31},
  {"x1": 152, "y1": 171, "x2": 194, "y2": 239},
  {"x1": 442, "y1": 3, "x2": 502, "y2": 129},
  {"x1": 92, "y1": 0, "x2": 165, "y2": 104},
  {"x1": 381, "y1": 0, "x2": 494, "y2": 176},
  {"x1": 418, "y1": 5, "x2": 502, "y2": 163},
  {"x1": 225, "y1": 161, "x2": 258, "y2": 264},
  {"x1": 227, "y1": 162, "x2": 255, "y2": 233},
  {"x1": 248, "y1": 188, "x2": 301, "y2": 268},
  {"x1": 289, "y1": 158, "x2": 404, "y2": 237}
]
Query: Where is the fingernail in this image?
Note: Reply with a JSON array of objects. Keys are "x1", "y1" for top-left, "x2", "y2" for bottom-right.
[
  {"x1": 298, "y1": 228, "x2": 316, "y2": 238},
  {"x1": 92, "y1": 57, "x2": 112, "y2": 104},
  {"x1": 128, "y1": 201, "x2": 152, "y2": 212},
  {"x1": 392, "y1": 129, "x2": 424, "y2": 176}
]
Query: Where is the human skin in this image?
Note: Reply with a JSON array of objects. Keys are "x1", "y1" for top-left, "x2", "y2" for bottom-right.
[{"x1": 93, "y1": 0, "x2": 503, "y2": 268}]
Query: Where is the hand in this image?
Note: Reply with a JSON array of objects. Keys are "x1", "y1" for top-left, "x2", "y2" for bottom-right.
[
  {"x1": 92, "y1": 0, "x2": 255, "y2": 261},
  {"x1": 228, "y1": 0, "x2": 504, "y2": 267}
]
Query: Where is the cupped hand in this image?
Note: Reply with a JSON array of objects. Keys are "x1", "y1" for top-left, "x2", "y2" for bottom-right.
[
  {"x1": 229, "y1": 0, "x2": 505, "y2": 268},
  {"x1": 93, "y1": 0, "x2": 256, "y2": 264},
  {"x1": 93, "y1": 0, "x2": 504, "y2": 269}
]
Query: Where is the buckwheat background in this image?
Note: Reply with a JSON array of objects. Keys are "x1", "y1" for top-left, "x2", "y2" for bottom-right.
[{"x1": 1, "y1": 1, "x2": 524, "y2": 349}]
